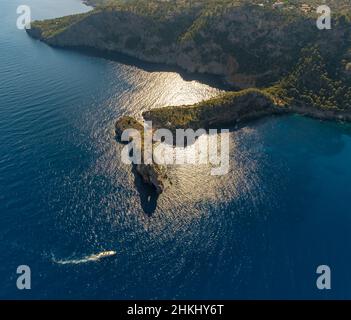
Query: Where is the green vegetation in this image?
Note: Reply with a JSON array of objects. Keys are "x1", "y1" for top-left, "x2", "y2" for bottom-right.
[
  {"x1": 143, "y1": 89, "x2": 279, "y2": 131},
  {"x1": 115, "y1": 116, "x2": 144, "y2": 139},
  {"x1": 115, "y1": 115, "x2": 167, "y2": 194},
  {"x1": 270, "y1": 46, "x2": 351, "y2": 110},
  {"x1": 27, "y1": 0, "x2": 351, "y2": 194},
  {"x1": 30, "y1": 13, "x2": 91, "y2": 38},
  {"x1": 29, "y1": 0, "x2": 351, "y2": 112}
]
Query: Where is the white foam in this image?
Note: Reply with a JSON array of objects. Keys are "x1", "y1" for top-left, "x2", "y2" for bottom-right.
[{"x1": 53, "y1": 250, "x2": 116, "y2": 265}]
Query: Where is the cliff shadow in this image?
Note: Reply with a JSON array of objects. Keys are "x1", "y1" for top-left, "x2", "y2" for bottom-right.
[
  {"x1": 132, "y1": 165, "x2": 159, "y2": 216},
  {"x1": 56, "y1": 46, "x2": 232, "y2": 90},
  {"x1": 114, "y1": 132, "x2": 159, "y2": 216}
]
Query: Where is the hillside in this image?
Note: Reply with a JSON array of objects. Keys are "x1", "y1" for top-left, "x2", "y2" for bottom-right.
[
  {"x1": 27, "y1": 0, "x2": 351, "y2": 110},
  {"x1": 29, "y1": 0, "x2": 351, "y2": 88},
  {"x1": 25, "y1": 0, "x2": 351, "y2": 193}
]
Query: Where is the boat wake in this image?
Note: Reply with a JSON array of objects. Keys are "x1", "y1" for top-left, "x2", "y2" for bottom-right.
[{"x1": 52, "y1": 250, "x2": 117, "y2": 265}]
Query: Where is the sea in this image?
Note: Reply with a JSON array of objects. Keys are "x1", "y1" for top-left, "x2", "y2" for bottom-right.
[{"x1": 0, "y1": 0, "x2": 351, "y2": 299}]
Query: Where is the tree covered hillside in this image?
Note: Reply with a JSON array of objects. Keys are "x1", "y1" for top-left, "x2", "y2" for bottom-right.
[{"x1": 29, "y1": 0, "x2": 351, "y2": 110}]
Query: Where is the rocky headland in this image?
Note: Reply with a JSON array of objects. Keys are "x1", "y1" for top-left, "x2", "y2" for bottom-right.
[{"x1": 26, "y1": 0, "x2": 351, "y2": 193}]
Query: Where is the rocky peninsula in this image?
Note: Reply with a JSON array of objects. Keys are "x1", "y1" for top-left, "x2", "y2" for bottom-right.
[
  {"x1": 26, "y1": 0, "x2": 351, "y2": 88},
  {"x1": 115, "y1": 116, "x2": 168, "y2": 194},
  {"x1": 114, "y1": 87, "x2": 350, "y2": 193},
  {"x1": 26, "y1": 0, "x2": 351, "y2": 192}
]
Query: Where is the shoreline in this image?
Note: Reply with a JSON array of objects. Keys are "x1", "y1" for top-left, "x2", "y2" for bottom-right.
[
  {"x1": 24, "y1": 24, "x2": 234, "y2": 91},
  {"x1": 25, "y1": 0, "x2": 351, "y2": 109},
  {"x1": 24, "y1": 39, "x2": 351, "y2": 122},
  {"x1": 25, "y1": 1, "x2": 351, "y2": 195},
  {"x1": 115, "y1": 90, "x2": 351, "y2": 195},
  {"x1": 52, "y1": 45, "x2": 232, "y2": 91},
  {"x1": 286, "y1": 105, "x2": 351, "y2": 123}
]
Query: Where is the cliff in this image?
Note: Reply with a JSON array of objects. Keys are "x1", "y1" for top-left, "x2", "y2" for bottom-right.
[
  {"x1": 26, "y1": 0, "x2": 351, "y2": 194},
  {"x1": 115, "y1": 117, "x2": 167, "y2": 194},
  {"x1": 27, "y1": 0, "x2": 351, "y2": 91},
  {"x1": 141, "y1": 86, "x2": 351, "y2": 135},
  {"x1": 114, "y1": 90, "x2": 281, "y2": 193},
  {"x1": 143, "y1": 88, "x2": 285, "y2": 131},
  {"x1": 114, "y1": 87, "x2": 351, "y2": 194}
]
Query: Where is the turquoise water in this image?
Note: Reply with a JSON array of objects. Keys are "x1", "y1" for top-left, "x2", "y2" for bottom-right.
[{"x1": 0, "y1": 0, "x2": 351, "y2": 299}]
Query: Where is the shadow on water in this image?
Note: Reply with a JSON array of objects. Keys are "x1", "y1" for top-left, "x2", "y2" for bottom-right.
[
  {"x1": 114, "y1": 134, "x2": 158, "y2": 216},
  {"x1": 52, "y1": 45, "x2": 233, "y2": 91},
  {"x1": 132, "y1": 166, "x2": 159, "y2": 216}
]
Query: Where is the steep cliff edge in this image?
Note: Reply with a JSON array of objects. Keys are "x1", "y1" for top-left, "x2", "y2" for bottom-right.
[
  {"x1": 27, "y1": 0, "x2": 351, "y2": 90},
  {"x1": 115, "y1": 116, "x2": 167, "y2": 194}
]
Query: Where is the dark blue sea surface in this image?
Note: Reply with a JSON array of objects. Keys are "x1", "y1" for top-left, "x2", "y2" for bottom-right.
[{"x1": 0, "y1": 0, "x2": 351, "y2": 299}]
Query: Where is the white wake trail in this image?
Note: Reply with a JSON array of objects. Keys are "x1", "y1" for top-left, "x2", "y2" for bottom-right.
[{"x1": 53, "y1": 250, "x2": 117, "y2": 265}]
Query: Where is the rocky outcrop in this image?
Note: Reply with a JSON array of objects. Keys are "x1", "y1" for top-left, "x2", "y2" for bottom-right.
[
  {"x1": 114, "y1": 90, "x2": 281, "y2": 194},
  {"x1": 115, "y1": 116, "x2": 167, "y2": 194},
  {"x1": 142, "y1": 89, "x2": 285, "y2": 132},
  {"x1": 142, "y1": 87, "x2": 351, "y2": 137},
  {"x1": 135, "y1": 164, "x2": 166, "y2": 195},
  {"x1": 115, "y1": 116, "x2": 144, "y2": 141},
  {"x1": 117, "y1": 89, "x2": 351, "y2": 194},
  {"x1": 114, "y1": 89, "x2": 351, "y2": 196}
]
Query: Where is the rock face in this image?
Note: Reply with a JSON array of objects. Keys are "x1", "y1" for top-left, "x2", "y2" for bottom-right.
[
  {"x1": 113, "y1": 90, "x2": 282, "y2": 195},
  {"x1": 115, "y1": 116, "x2": 167, "y2": 195},
  {"x1": 26, "y1": 1, "x2": 351, "y2": 89},
  {"x1": 115, "y1": 116, "x2": 144, "y2": 141},
  {"x1": 135, "y1": 164, "x2": 166, "y2": 195}
]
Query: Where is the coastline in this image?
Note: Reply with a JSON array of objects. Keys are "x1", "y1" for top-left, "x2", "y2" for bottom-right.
[
  {"x1": 25, "y1": 30, "x2": 351, "y2": 124},
  {"x1": 25, "y1": 16, "x2": 233, "y2": 91},
  {"x1": 25, "y1": 1, "x2": 351, "y2": 97},
  {"x1": 35, "y1": 44, "x2": 231, "y2": 90},
  {"x1": 115, "y1": 89, "x2": 351, "y2": 194},
  {"x1": 25, "y1": 0, "x2": 351, "y2": 194},
  {"x1": 286, "y1": 105, "x2": 351, "y2": 123}
]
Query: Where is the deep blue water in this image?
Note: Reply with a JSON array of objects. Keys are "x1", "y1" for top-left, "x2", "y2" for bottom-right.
[{"x1": 1, "y1": 0, "x2": 351, "y2": 299}]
